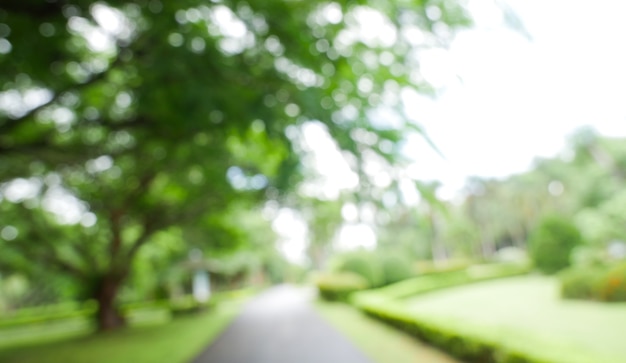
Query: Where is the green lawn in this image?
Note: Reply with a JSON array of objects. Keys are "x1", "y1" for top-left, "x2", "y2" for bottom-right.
[
  {"x1": 315, "y1": 301, "x2": 460, "y2": 363},
  {"x1": 0, "y1": 307, "x2": 173, "y2": 349},
  {"x1": 0, "y1": 302, "x2": 241, "y2": 363},
  {"x1": 0, "y1": 317, "x2": 94, "y2": 350},
  {"x1": 404, "y1": 275, "x2": 626, "y2": 363}
]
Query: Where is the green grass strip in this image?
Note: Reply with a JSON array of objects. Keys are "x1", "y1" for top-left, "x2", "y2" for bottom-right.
[{"x1": 0, "y1": 302, "x2": 242, "y2": 363}]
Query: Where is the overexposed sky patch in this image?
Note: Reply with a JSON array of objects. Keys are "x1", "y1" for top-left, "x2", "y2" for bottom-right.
[{"x1": 402, "y1": 0, "x2": 626, "y2": 198}]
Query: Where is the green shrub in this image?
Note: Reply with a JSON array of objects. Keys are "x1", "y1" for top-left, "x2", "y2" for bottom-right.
[
  {"x1": 314, "y1": 272, "x2": 368, "y2": 302},
  {"x1": 379, "y1": 253, "x2": 415, "y2": 285},
  {"x1": 353, "y1": 262, "x2": 531, "y2": 304},
  {"x1": 559, "y1": 267, "x2": 604, "y2": 300},
  {"x1": 331, "y1": 250, "x2": 417, "y2": 288},
  {"x1": 560, "y1": 262, "x2": 626, "y2": 302},
  {"x1": 528, "y1": 216, "x2": 583, "y2": 274},
  {"x1": 596, "y1": 262, "x2": 626, "y2": 302},
  {"x1": 332, "y1": 251, "x2": 385, "y2": 288}
]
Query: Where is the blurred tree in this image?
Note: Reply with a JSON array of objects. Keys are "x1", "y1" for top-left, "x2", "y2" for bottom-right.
[
  {"x1": 298, "y1": 197, "x2": 344, "y2": 270},
  {"x1": 0, "y1": 0, "x2": 473, "y2": 330},
  {"x1": 410, "y1": 180, "x2": 451, "y2": 263},
  {"x1": 377, "y1": 206, "x2": 426, "y2": 258},
  {"x1": 529, "y1": 215, "x2": 583, "y2": 274},
  {"x1": 415, "y1": 129, "x2": 626, "y2": 267}
]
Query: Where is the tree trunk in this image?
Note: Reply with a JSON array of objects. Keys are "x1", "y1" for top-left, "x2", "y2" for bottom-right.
[
  {"x1": 309, "y1": 244, "x2": 326, "y2": 270},
  {"x1": 95, "y1": 275, "x2": 126, "y2": 331},
  {"x1": 481, "y1": 237, "x2": 496, "y2": 260},
  {"x1": 428, "y1": 210, "x2": 448, "y2": 266}
]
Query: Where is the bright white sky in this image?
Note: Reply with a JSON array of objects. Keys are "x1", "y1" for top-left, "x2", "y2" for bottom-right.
[
  {"x1": 403, "y1": 0, "x2": 626, "y2": 199},
  {"x1": 277, "y1": 0, "x2": 626, "y2": 263}
]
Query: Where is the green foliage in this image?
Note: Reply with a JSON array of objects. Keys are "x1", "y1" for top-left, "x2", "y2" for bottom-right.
[
  {"x1": 329, "y1": 250, "x2": 419, "y2": 288},
  {"x1": 576, "y1": 190, "x2": 626, "y2": 249},
  {"x1": 529, "y1": 216, "x2": 583, "y2": 274},
  {"x1": 379, "y1": 253, "x2": 416, "y2": 285},
  {"x1": 313, "y1": 272, "x2": 368, "y2": 302},
  {"x1": 299, "y1": 197, "x2": 343, "y2": 270},
  {"x1": 332, "y1": 251, "x2": 386, "y2": 288},
  {"x1": 0, "y1": 0, "x2": 474, "y2": 329},
  {"x1": 561, "y1": 262, "x2": 626, "y2": 302},
  {"x1": 353, "y1": 263, "x2": 531, "y2": 304},
  {"x1": 559, "y1": 267, "x2": 604, "y2": 301},
  {"x1": 598, "y1": 262, "x2": 626, "y2": 301},
  {"x1": 435, "y1": 130, "x2": 626, "y2": 265}
]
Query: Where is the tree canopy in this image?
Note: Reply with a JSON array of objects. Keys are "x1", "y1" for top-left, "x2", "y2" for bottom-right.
[{"x1": 0, "y1": 0, "x2": 473, "y2": 330}]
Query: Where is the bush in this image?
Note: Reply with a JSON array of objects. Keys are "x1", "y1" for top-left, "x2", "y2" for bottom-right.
[
  {"x1": 560, "y1": 267, "x2": 603, "y2": 300},
  {"x1": 332, "y1": 251, "x2": 385, "y2": 288},
  {"x1": 314, "y1": 272, "x2": 368, "y2": 302},
  {"x1": 353, "y1": 262, "x2": 531, "y2": 304},
  {"x1": 379, "y1": 253, "x2": 415, "y2": 285},
  {"x1": 596, "y1": 262, "x2": 626, "y2": 302},
  {"x1": 331, "y1": 250, "x2": 418, "y2": 288},
  {"x1": 560, "y1": 262, "x2": 626, "y2": 302},
  {"x1": 528, "y1": 216, "x2": 583, "y2": 274}
]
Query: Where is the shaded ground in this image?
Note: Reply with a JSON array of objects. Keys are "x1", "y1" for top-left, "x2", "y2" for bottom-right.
[{"x1": 192, "y1": 285, "x2": 373, "y2": 363}]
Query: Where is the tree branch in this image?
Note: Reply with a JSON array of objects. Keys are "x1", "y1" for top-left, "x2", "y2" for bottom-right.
[
  {"x1": 109, "y1": 209, "x2": 123, "y2": 263},
  {"x1": 15, "y1": 208, "x2": 87, "y2": 278},
  {"x1": 0, "y1": 56, "x2": 121, "y2": 134},
  {"x1": 126, "y1": 225, "x2": 155, "y2": 261}
]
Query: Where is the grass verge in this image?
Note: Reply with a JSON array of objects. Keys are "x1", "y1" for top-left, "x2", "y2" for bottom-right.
[
  {"x1": 0, "y1": 301, "x2": 243, "y2": 363},
  {"x1": 315, "y1": 301, "x2": 460, "y2": 363}
]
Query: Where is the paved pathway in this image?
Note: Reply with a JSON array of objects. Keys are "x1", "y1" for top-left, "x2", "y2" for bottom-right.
[{"x1": 192, "y1": 285, "x2": 373, "y2": 363}]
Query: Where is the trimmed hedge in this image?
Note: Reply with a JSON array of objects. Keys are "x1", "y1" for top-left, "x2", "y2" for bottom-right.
[
  {"x1": 330, "y1": 250, "x2": 418, "y2": 288},
  {"x1": 380, "y1": 253, "x2": 415, "y2": 285},
  {"x1": 314, "y1": 272, "x2": 369, "y2": 302},
  {"x1": 352, "y1": 263, "x2": 542, "y2": 363},
  {"x1": 363, "y1": 306, "x2": 547, "y2": 363},
  {"x1": 332, "y1": 251, "x2": 386, "y2": 288},
  {"x1": 352, "y1": 262, "x2": 531, "y2": 304}
]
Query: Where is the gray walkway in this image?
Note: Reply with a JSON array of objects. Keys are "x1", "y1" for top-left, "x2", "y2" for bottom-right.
[{"x1": 192, "y1": 285, "x2": 373, "y2": 363}]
